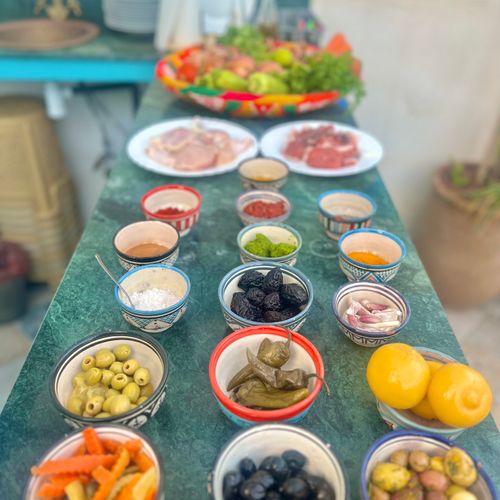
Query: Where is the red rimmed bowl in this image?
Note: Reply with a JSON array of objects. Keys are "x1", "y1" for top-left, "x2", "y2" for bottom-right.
[
  {"x1": 208, "y1": 325, "x2": 325, "y2": 428},
  {"x1": 141, "y1": 184, "x2": 202, "y2": 237}
]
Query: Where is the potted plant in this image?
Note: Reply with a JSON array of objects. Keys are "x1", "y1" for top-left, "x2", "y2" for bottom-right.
[{"x1": 415, "y1": 130, "x2": 500, "y2": 308}]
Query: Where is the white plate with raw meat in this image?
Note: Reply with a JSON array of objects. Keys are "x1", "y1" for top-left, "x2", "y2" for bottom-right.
[
  {"x1": 127, "y1": 117, "x2": 258, "y2": 177},
  {"x1": 260, "y1": 120, "x2": 383, "y2": 177}
]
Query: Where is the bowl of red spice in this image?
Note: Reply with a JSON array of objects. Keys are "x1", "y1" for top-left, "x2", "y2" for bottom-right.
[
  {"x1": 141, "y1": 184, "x2": 202, "y2": 237},
  {"x1": 236, "y1": 190, "x2": 291, "y2": 226}
]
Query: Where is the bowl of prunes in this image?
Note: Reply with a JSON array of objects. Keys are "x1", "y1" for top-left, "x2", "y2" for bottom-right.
[
  {"x1": 209, "y1": 423, "x2": 348, "y2": 499},
  {"x1": 218, "y1": 262, "x2": 313, "y2": 332}
]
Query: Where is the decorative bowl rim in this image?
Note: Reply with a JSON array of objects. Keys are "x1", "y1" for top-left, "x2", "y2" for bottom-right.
[
  {"x1": 49, "y1": 330, "x2": 169, "y2": 425},
  {"x1": 317, "y1": 189, "x2": 377, "y2": 222},
  {"x1": 331, "y1": 281, "x2": 411, "y2": 338},
  {"x1": 238, "y1": 157, "x2": 290, "y2": 183},
  {"x1": 140, "y1": 184, "x2": 202, "y2": 220}
]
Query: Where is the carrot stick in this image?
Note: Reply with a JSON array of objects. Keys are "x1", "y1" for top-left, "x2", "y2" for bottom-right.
[
  {"x1": 32, "y1": 454, "x2": 116, "y2": 476},
  {"x1": 37, "y1": 482, "x2": 66, "y2": 497},
  {"x1": 134, "y1": 451, "x2": 154, "y2": 472},
  {"x1": 83, "y1": 428, "x2": 105, "y2": 455},
  {"x1": 73, "y1": 442, "x2": 86, "y2": 457},
  {"x1": 91, "y1": 448, "x2": 130, "y2": 500},
  {"x1": 91, "y1": 465, "x2": 113, "y2": 485},
  {"x1": 123, "y1": 439, "x2": 142, "y2": 455},
  {"x1": 102, "y1": 439, "x2": 120, "y2": 453},
  {"x1": 116, "y1": 474, "x2": 142, "y2": 500}
]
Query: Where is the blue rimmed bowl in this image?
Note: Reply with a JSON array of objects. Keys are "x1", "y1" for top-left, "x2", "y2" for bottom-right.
[
  {"x1": 237, "y1": 222, "x2": 302, "y2": 266},
  {"x1": 318, "y1": 189, "x2": 376, "y2": 240},
  {"x1": 218, "y1": 261, "x2": 313, "y2": 332},
  {"x1": 209, "y1": 424, "x2": 348, "y2": 499},
  {"x1": 376, "y1": 347, "x2": 467, "y2": 439},
  {"x1": 360, "y1": 430, "x2": 498, "y2": 500},
  {"x1": 115, "y1": 264, "x2": 190, "y2": 334},
  {"x1": 338, "y1": 228, "x2": 407, "y2": 282},
  {"x1": 332, "y1": 281, "x2": 410, "y2": 347},
  {"x1": 24, "y1": 424, "x2": 165, "y2": 500},
  {"x1": 50, "y1": 331, "x2": 168, "y2": 429},
  {"x1": 236, "y1": 189, "x2": 291, "y2": 226}
]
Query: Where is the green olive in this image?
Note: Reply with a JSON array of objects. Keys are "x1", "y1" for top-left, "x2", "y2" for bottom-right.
[
  {"x1": 130, "y1": 403, "x2": 137, "y2": 409},
  {"x1": 106, "y1": 388, "x2": 120, "y2": 399},
  {"x1": 133, "y1": 367, "x2": 151, "y2": 386},
  {"x1": 86, "y1": 385, "x2": 106, "y2": 400},
  {"x1": 109, "y1": 394, "x2": 131, "y2": 415},
  {"x1": 82, "y1": 411, "x2": 93, "y2": 417},
  {"x1": 81, "y1": 355, "x2": 96, "y2": 371},
  {"x1": 96, "y1": 412, "x2": 111, "y2": 419},
  {"x1": 85, "y1": 396, "x2": 105, "y2": 416},
  {"x1": 111, "y1": 373, "x2": 128, "y2": 391},
  {"x1": 102, "y1": 396, "x2": 116, "y2": 413},
  {"x1": 66, "y1": 396, "x2": 84, "y2": 415},
  {"x1": 123, "y1": 359, "x2": 140, "y2": 376},
  {"x1": 136, "y1": 396, "x2": 148, "y2": 406},
  {"x1": 140, "y1": 383, "x2": 154, "y2": 398},
  {"x1": 95, "y1": 349, "x2": 116, "y2": 369},
  {"x1": 113, "y1": 344, "x2": 132, "y2": 361},
  {"x1": 109, "y1": 361, "x2": 124, "y2": 374},
  {"x1": 122, "y1": 382, "x2": 140, "y2": 403},
  {"x1": 85, "y1": 367, "x2": 103, "y2": 386},
  {"x1": 101, "y1": 369, "x2": 114, "y2": 387},
  {"x1": 72, "y1": 372, "x2": 87, "y2": 388}
]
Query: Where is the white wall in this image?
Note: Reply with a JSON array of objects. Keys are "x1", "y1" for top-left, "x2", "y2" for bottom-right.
[{"x1": 312, "y1": 0, "x2": 500, "y2": 234}]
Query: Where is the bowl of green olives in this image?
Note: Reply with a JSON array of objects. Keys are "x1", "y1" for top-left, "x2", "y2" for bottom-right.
[
  {"x1": 209, "y1": 423, "x2": 348, "y2": 499},
  {"x1": 50, "y1": 331, "x2": 168, "y2": 429}
]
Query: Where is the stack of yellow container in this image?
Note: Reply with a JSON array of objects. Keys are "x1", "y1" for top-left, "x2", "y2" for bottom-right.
[{"x1": 0, "y1": 96, "x2": 81, "y2": 289}]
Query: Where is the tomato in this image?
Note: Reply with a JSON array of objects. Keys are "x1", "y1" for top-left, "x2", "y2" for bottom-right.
[
  {"x1": 427, "y1": 363, "x2": 492, "y2": 428},
  {"x1": 410, "y1": 360, "x2": 443, "y2": 420},
  {"x1": 177, "y1": 63, "x2": 197, "y2": 83},
  {"x1": 366, "y1": 343, "x2": 430, "y2": 410}
]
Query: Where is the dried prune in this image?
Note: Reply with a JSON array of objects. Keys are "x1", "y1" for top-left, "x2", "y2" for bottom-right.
[
  {"x1": 239, "y1": 270, "x2": 265, "y2": 291},
  {"x1": 263, "y1": 292, "x2": 283, "y2": 311},
  {"x1": 280, "y1": 284, "x2": 308, "y2": 307},
  {"x1": 280, "y1": 308, "x2": 300, "y2": 320},
  {"x1": 231, "y1": 292, "x2": 259, "y2": 321},
  {"x1": 263, "y1": 310, "x2": 286, "y2": 323},
  {"x1": 246, "y1": 287, "x2": 266, "y2": 307},
  {"x1": 263, "y1": 268, "x2": 283, "y2": 294}
]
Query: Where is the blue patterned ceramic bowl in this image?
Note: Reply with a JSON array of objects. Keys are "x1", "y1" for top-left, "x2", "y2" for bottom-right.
[
  {"x1": 24, "y1": 424, "x2": 165, "y2": 500},
  {"x1": 338, "y1": 228, "x2": 406, "y2": 282},
  {"x1": 115, "y1": 264, "x2": 190, "y2": 334},
  {"x1": 237, "y1": 222, "x2": 302, "y2": 267},
  {"x1": 332, "y1": 281, "x2": 410, "y2": 347},
  {"x1": 50, "y1": 331, "x2": 168, "y2": 429},
  {"x1": 238, "y1": 157, "x2": 289, "y2": 191},
  {"x1": 113, "y1": 220, "x2": 180, "y2": 270},
  {"x1": 317, "y1": 189, "x2": 376, "y2": 240},
  {"x1": 360, "y1": 430, "x2": 498, "y2": 500},
  {"x1": 236, "y1": 189, "x2": 291, "y2": 226},
  {"x1": 218, "y1": 261, "x2": 313, "y2": 332},
  {"x1": 376, "y1": 347, "x2": 467, "y2": 439},
  {"x1": 210, "y1": 424, "x2": 348, "y2": 499}
]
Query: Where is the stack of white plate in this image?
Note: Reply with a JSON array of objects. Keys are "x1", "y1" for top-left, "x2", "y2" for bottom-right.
[{"x1": 103, "y1": 0, "x2": 159, "y2": 34}]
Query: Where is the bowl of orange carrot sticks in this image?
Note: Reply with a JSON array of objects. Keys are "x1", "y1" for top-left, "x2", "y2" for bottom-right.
[{"x1": 24, "y1": 426, "x2": 163, "y2": 500}]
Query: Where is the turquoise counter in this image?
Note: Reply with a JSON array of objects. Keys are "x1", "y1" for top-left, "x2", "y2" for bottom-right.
[{"x1": 0, "y1": 82, "x2": 498, "y2": 498}]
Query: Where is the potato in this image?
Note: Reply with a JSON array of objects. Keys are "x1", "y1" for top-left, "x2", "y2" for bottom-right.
[
  {"x1": 370, "y1": 483, "x2": 390, "y2": 500},
  {"x1": 390, "y1": 487, "x2": 424, "y2": 500},
  {"x1": 372, "y1": 463, "x2": 411, "y2": 492},
  {"x1": 390, "y1": 450, "x2": 410, "y2": 468},
  {"x1": 409, "y1": 451, "x2": 430, "y2": 472},
  {"x1": 407, "y1": 471, "x2": 420, "y2": 489},
  {"x1": 430, "y1": 457, "x2": 444, "y2": 473},
  {"x1": 446, "y1": 485, "x2": 466, "y2": 496},
  {"x1": 419, "y1": 470, "x2": 449, "y2": 492},
  {"x1": 449, "y1": 492, "x2": 477, "y2": 500},
  {"x1": 425, "y1": 493, "x2": 446, "y2": 500},
  {"x1": 444, "y1": 448, "x2": 477, "y2": 487}
]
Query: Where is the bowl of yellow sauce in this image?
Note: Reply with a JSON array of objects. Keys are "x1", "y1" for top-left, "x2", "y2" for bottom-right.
[
  {"x1": 338, "y1": 228, "x2": 406, "y2": 283},
  {"x1": 239, "y1": 157, "x2": 289, "y2": 191}
]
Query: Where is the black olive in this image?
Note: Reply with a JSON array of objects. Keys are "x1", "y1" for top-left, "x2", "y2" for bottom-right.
[
  {"x1": 250, "y1": 470, "x2": 275, "y2": 490},
  {"x1": 292, "y1": 469, "x2": 308, "y2": 480},
  {"x1": 239, "y1": 270, "x2": 265, "y2": 291},
  {"x1": 280, "y1": 477, "x2": 311, "y2": 499},
  {"x1": 239, "y1": 457, "x2": 257, "y2": 479},
  {"x1": 223, "y1": 471, "x2": 243, "y2": 499},
  {"x1": 246, "y1": 287, "x2": 266, "y2": 307},
  {"x1": 263, "y1": 292, "x2": 283, "y2": 311},
  {"x1": 258, "y1": 456, "x2": 289, "y2": 484},
  {"x1": 280, "y1": 284, "x2": 308, "y2": 307},
  {"x1": 315, "y1": 482, "x2": 336, "y2": 500},
  {"x1": 265, "y1": 491, "x2": 283, "y2": 500},
  {"x1": 282, "y1": 450, "x2": 306, "y2": 474},
  {"x1": 239, "y1": 479, "x2": 266, "y2": 500},
  {"x1": 303, "y1": 474, "x2": 323, "y2": 492},
  {"x1": 262, "y1": 268, "x2": 283, "y2": 294}
]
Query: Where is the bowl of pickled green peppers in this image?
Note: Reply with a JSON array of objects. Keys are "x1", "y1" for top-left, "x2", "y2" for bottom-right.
[{"x1": 209, "y1": 325, "x2": 327, "y2": 427}]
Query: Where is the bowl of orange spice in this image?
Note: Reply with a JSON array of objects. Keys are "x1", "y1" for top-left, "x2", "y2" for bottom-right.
[{"x1": 338, "y1": 228, "x2": 406, "y2": 283}]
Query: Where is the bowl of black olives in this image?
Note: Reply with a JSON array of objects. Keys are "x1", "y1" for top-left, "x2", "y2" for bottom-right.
[
  {"x1": 50, "y1": 331, "x2": 168, "y2": 429},
  {"x1": 218, "y1": 262, "x2": 313, "y2": 332},
  {"x1": 210, "y1": 423, "x2": 347, "y2": 499}
]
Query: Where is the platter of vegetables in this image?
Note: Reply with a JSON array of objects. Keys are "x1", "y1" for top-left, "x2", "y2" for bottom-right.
[{"x1": 156, "y1": 26, "x2": 364, "y2": 118}]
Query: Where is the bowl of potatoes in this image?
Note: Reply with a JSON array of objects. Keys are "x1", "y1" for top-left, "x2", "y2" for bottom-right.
[{"x1": 50, "y1": 331, "x2": 168, "y2": 429}]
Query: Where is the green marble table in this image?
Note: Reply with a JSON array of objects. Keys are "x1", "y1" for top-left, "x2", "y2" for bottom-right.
[{"x1": 1, "y1": 82, "x2": 498, "y2": 498}]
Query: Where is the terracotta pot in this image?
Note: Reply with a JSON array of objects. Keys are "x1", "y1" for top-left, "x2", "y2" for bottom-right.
[{"x1": 415, "y1": 165, "x2": 500, "y2": 308}]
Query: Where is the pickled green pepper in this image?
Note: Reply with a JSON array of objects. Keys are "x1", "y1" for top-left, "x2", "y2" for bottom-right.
[{"x1": 235, "y1": 379, "x2": 309, "y2": 409}]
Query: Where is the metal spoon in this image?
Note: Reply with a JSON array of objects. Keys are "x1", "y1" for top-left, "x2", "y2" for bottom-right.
[{"x1": 95, "y1": 254, "x2": 135, "y2": 308}]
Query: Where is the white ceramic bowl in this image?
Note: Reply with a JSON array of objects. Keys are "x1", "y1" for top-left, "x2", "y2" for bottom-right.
[
  {"x1": 236, "y1": 190, "x2": 292, "y2": 226},
  {"x1": 24, "y1": 425, "x2": 164, "y2": 500},
  {"x1": 210, "y1": 424, "x2": 348, "y2": 499},
  {"x1": 238, "y1": 157, "x2": 289, "y2": 191},
  {"x1": 113, "y1": 220, "x2": 180, "y2": 270},
  {"x1": 50, "y1": 331, "x2": 168, "y2": 428},
  {"x1": 115, "y1": 264, "x2": 190, "y2": 334},
  {"x1": 237, "y1": 222, "x2": 302, "y2": 266}
]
